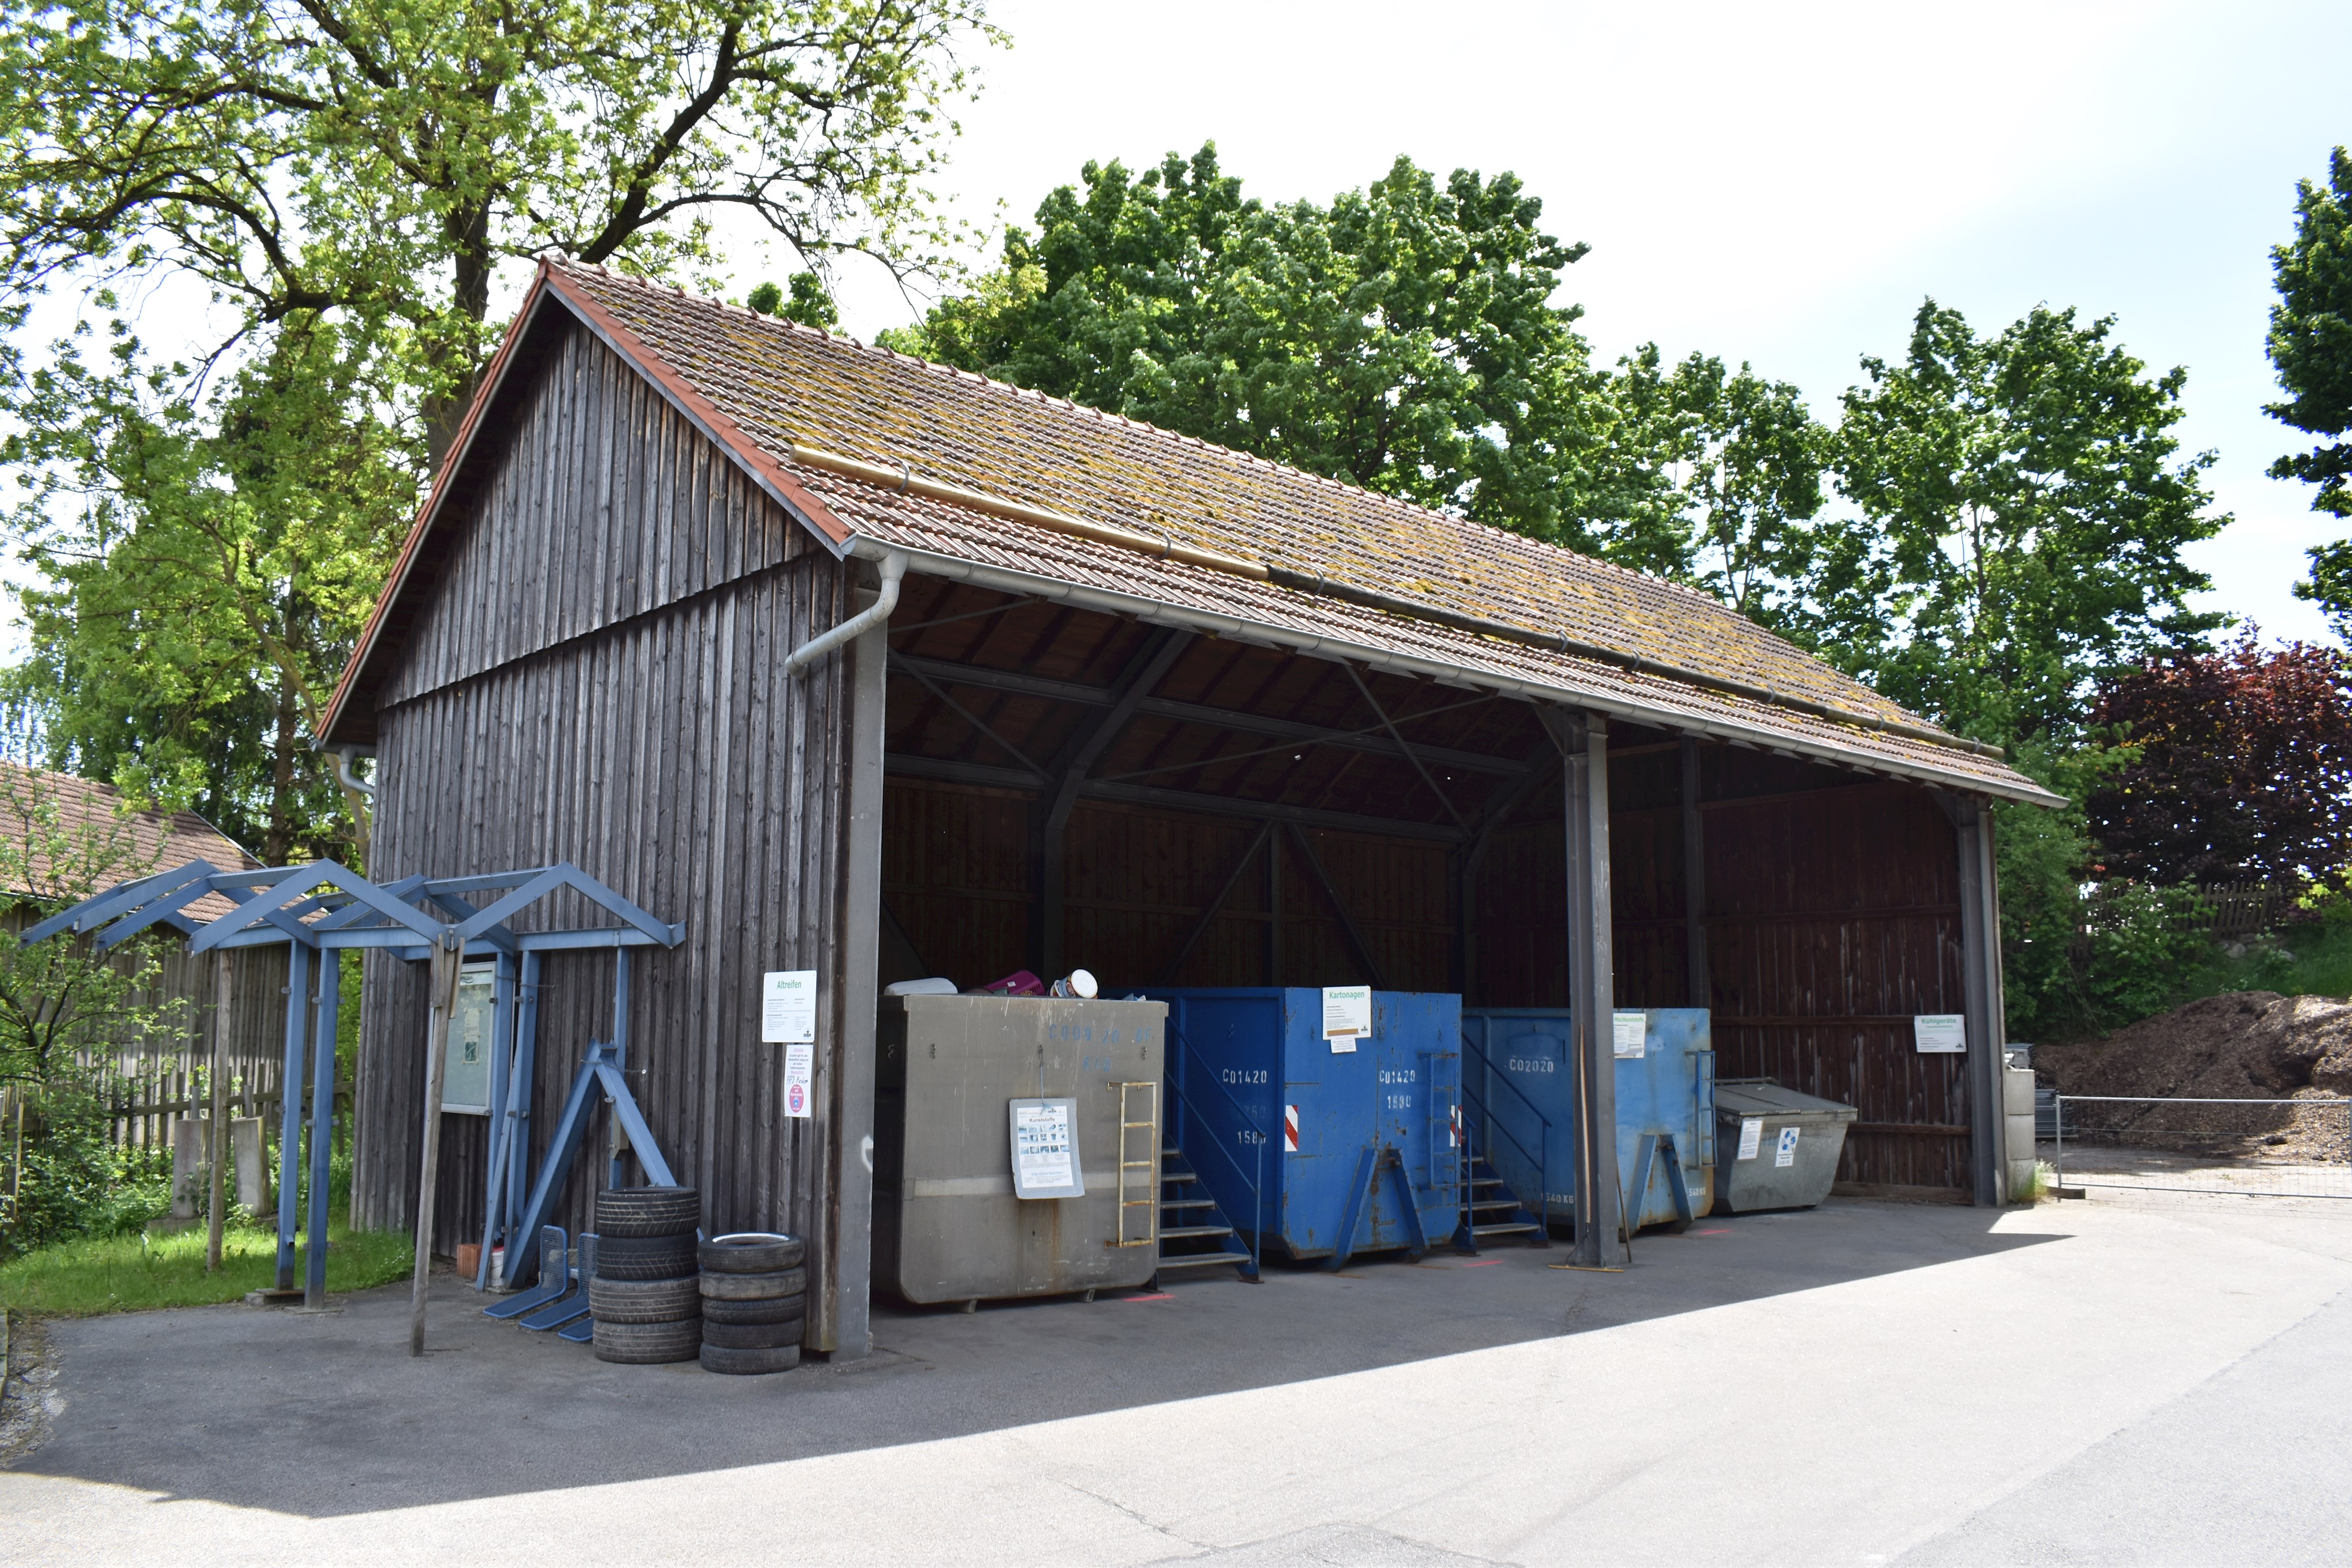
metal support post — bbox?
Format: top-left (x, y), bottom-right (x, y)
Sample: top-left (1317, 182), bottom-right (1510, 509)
top-left (827, 598), bottom-right (888, 1360)
top-left (274, 941), bottom-right (312, 1291)
top-left (605, 948), bottom-right (632, 1190)
top-left (1951, 796), bottom-right (2006, 1206)
top-left (305, 951), bottom-right (339, 1307)
top-left (207, 951), bottom-right (231, 1273)
top-left (410, 937), bottom-right (464, 1356)
top-left (1680, 737), bottom-right (1709, 1009)
top-left (1552, 708), bottom-right (1623, 1268)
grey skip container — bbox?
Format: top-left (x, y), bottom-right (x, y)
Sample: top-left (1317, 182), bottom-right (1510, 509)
top-left (1712, 1079), bottom-right (1856, 1213)
top-left (874, 993), bottom-right (1167, 1304)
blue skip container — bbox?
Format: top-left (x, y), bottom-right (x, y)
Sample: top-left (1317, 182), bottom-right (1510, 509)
top-left (1156, 989), bottom-right (1464, 1266)
top-left (1460, 1008), bottom-right (1716, 1235)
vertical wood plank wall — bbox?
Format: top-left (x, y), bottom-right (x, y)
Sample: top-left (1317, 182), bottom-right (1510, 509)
top-left (1476, 748), bottom-right (1974, 1194)
top-left (351, 316), bottom-right (854, 1268)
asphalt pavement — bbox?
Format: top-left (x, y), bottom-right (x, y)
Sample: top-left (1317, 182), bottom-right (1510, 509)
top-left (4, 1193), bottom-right (2348, 1565)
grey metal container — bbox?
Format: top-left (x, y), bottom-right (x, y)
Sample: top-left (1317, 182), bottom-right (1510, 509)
top-left (874, 994), bottom-right (1168, 1304)
top-left (1711, 1079), bottom-right (1856, 1213)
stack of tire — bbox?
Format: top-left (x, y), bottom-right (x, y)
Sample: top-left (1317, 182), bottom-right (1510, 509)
top-left (698, 1231), bottom-right (804, 1375)
top-left (587, 1186), bottom-right (702, 1365)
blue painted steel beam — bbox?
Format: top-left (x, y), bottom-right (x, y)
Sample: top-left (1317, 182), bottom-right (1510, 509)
top-left (483, 1227), bottom-right (570, 1319)
top-left (87, 869), bottom-right (241, 950)
top-left (304, 951), bottom-right (341, 1307)
top-left (502, 1054), bottom-right (611, 1289)
top-left (19, 861), bottom-right (212, 944)
top-left (473, 951), bottom-right (518, 1291)
top-left (274, 943), bottom-right (311, 1292)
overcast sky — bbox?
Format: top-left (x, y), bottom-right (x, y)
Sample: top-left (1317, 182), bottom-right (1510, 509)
top-left (802, 0), bottom-right (2350, 646)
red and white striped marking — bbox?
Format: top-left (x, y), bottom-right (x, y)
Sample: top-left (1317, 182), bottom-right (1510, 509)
top-left (1283, 1104), bottom-right (1300, 1153)
top-left (1449, 1104), bottom-right (1462, 1149)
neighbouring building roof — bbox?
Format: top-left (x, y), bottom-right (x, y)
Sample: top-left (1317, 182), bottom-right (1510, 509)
top-left (322, 259), bottom-right (2058, 804)
top-left (0, 762), bottom-right (259, 922)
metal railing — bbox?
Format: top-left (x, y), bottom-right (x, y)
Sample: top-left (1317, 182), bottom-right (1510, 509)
top-left (1163, 1022), bottom-right (1265, 1280)
top-left (1458, 1031), bottom-right (1553, 1237)
top-left (2053, 1094), bottom-right (2351, 1201)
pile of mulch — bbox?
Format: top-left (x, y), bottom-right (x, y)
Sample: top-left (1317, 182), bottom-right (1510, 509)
top-left (2035, 992), bottom-right (2352, 1163)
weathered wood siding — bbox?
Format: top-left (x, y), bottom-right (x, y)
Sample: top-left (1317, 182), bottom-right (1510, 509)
top-left (351, 315), bottom-right (855, 1285)
top-left (1475, 747), bottom-right (1975, 1194)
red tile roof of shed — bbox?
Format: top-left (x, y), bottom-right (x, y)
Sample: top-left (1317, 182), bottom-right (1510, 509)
top-left (0, 762), bottom-right (260, 922)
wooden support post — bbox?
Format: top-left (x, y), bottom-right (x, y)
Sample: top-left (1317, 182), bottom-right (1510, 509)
top-left (206, 951), bottom-right (231, 1273)
top-left (1949, 796), bottom-right (2006, 1206)
top-left (409, 938), bottom-right (463, 1356)
top-left (274, 942), bottom-right (312, 1292)
top-left (1548, 708), bottom-right (1622, 1268)
top-left (827, 601), bottom-right (889, 1361)
top-left (1680, 738), bottom-right (1709, 1010)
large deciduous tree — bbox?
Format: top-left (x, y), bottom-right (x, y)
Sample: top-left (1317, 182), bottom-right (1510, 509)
top-left (2084, 633), bottom-right (2352, 885)
top-left (1819, 300), bottom-right (2226, 746)
top-left (2267, 146), bottom-right (2352, 636)
top-left (882, 144), bottom-right (1617, 547)
top-left (0, 0), bottom-right (992, 857)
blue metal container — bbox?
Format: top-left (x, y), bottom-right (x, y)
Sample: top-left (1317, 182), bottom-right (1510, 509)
top-left (1155, 989), bottom-right (1464, 1265)
top-left (1460, 1008), bottom-right (1716, 1234)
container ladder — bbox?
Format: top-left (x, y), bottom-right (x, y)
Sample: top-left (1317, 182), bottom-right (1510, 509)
top-left (1113, 1082), bottom-right (1161, 1251)
top-left (1152, 1144), bottom-right (1255, 1281)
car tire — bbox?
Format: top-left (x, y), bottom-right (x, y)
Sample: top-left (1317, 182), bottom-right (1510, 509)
top-left (595, 1233), bottom-right (699, 1280)
top-left (698, 1232), bottom-right (805, 1272)
top-left (699, 1342), bottom-right (801, 1376)
top-left (588, 1275), bottom-right (701, 1323)
top-left (701, 1292), bottom-right (807, 1326)
top-left (701, 1317), bottom-right (805, 1350)
top-left (592, 1317), bottom-right (701, 1364)
top-left (594, 1187), bottom-right (701, 1238)
top-left (698, 1265), bottom-right (806, 1300)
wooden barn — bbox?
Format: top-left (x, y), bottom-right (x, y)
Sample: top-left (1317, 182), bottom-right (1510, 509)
top-left (318, 259), bottom-right (2059, 1360)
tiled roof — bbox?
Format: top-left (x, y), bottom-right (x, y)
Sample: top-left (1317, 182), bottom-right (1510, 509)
top-left (326, 259), bottom-right (2055, 802)
top-left (0, 762), bottom-right (260, 921)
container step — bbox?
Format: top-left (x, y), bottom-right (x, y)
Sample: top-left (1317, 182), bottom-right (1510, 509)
top-left (1470, 1198), bottom-right (1521, 1213)
top-left (1154, 1250), bottom-right (1252, 1272)
top-left (1471, 1221), bottom-right (1542, 1238)
top-left (1159, 1224), bottom-right (1236, 1242)
top-left (1160, 1195), bottom-right (1220, 1210)
top-left (1159, 1170), bottom-right (1200, 1185)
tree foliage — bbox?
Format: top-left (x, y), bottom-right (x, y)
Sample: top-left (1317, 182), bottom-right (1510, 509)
top-left (2084, 632), bottom-right (2352, 884)
top-left (0, 0), bottom-right (991, 853)
top-left (882, 144), bottom-right (1616, 544)
top-left (2266, 146), bottom-right (2352, 634)
top-left (1819, 300), bottom-right (2226, 745)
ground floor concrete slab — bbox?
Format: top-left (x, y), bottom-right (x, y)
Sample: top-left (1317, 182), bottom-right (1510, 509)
top-left (5, 1194), bottom-right (2349, 1565)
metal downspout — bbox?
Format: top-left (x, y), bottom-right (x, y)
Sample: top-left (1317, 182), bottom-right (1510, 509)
top-left (786, 547), bottom-right (907, 675)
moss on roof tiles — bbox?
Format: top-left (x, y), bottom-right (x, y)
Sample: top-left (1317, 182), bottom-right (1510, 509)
top-left (557, 261), bottom-right (1948, 743)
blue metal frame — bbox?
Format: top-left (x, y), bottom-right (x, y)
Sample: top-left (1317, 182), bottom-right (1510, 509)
top-left (500, 1038), bottom-right (680, 1290)
top-left (17, 858), bottom-right (685, 1311)
top-left (483, 1227), bottom-right (571, 1319)
top-left (1163, 1024), bottom-right (1264, 1281)
top-left (1458, 1029), bottom-right (1553, 1249)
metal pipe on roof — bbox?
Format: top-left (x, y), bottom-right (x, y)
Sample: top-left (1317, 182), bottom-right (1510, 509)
top-left (333, 746), bottom-right (377, 802)
top-left (790, 443), bottom-right (2001, 762)
top-left (784, 549), bottom-right (908, 675)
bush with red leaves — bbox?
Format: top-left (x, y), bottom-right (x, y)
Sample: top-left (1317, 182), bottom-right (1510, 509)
top-left (2087, 633), bottom-right (2352, 884)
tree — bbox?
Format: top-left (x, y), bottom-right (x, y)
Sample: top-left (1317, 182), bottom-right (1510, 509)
top-left (1820, 300), bottom-right (2227, 746)
top-left (1587, 346), bottom-right (1829, 628)
top-left (0, 0), bottom-right (992, 851)
top-left (2267, 146), bottom-right (2352, 636)
top-left (882, 145), bottom-right (1618, 546)
top-left (2084, 632), bottom-right (2352, 885)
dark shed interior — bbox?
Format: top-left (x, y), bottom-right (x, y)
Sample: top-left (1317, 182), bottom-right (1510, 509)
top-left (876, 575), bottom-right (1976, 1197)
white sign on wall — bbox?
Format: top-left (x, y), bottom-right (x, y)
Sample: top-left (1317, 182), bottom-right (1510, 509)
top-left (764, 970), bottom-right (817, 1044)
top-left (1913, 1014), bottom-right (1967, 1055)
top-left (1612, 1011), bottom-right (1649, 1059)
top-left (1322, 985), bottom-right (1371, 1052)
top-left (1736, 1117), bottom-right (1763, 1162)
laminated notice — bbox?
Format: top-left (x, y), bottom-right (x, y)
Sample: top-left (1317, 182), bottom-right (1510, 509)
top-left (782, 1042), bottom-right (814, 1119)
top-left (1736, 1117), bottom-right (1763, 1161)
top-left (763, 970), bottom-right (817, 1044)
top-left (1008, 1098), bottom-right (1084, 1199)
top-left (1322, 985), bottom-right (1371, 1051)
top-left (1612, 1011), bottom-right (1647, 1059)
top-left (1913, 1013), bottom-right (1966, 1055)
top-left (1774, 1126), bottom-right (1801, 1168)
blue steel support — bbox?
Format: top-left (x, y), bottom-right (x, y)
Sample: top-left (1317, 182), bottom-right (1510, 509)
top-left (483, 1227), bottom-right (570, 1319)
top-left (592, 1060), bottom-right (676, 1187)
top-left (274, 942), bottom-right (312, 1292)
top-left (1329, 1148), bottom-right (1380, 1272)
top-left (504, 1051), bottom-right (609, 1289)
top-left (606, 949), bottom-right (630, 1188)
top-left (472, 951), bottom-right (518, 1290)
top-left (519, 1232), bottom-right (595, 1331)
top-left (1624, 1133), bottom-right (1696, 1238)
top-left (304, 951), bottom-right (341, 1307)
top-left (508, 950), bottom-right (541, 1242)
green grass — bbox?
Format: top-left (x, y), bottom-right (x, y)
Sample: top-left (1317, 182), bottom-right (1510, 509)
top-left (0, 1218), bottom-right (412, 1318)
top-left (2199, 921), bottom-right (2352, 1004)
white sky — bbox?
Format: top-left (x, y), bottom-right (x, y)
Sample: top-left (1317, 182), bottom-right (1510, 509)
top-left (5, 1), bottom-right (2343, 660)
top-left (803, 0), bottom-right (2352, 646)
